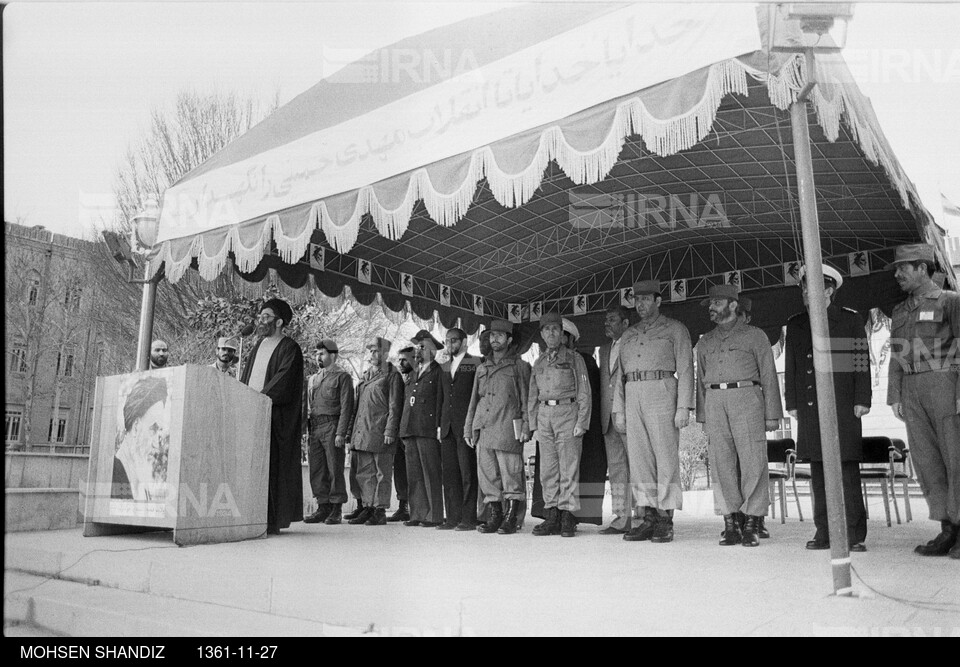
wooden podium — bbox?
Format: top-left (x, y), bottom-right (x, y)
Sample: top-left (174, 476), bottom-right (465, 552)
top-left (83, 365), bottom-right (272, 546)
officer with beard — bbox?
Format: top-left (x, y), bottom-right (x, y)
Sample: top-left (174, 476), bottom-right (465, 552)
top-left (150, 340), bottom-right (169, 369)
top-left (386, 346), bottom-right (416, 522)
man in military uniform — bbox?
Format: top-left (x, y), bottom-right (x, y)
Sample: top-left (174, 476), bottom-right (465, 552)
top-left (346, 337), bottom-right (405, 526)
top-left (529, 313), bottom-right (591, 537)
top-left (887, 243), bottom-right (960, 558)
top-left (439, 328), bottom-right (481, 531)
top-left (599, 306), bottom-right (632, 535)
top-left (387, 346), bottom-right (416, 522)
top-left (613, 280), bottom-right (694, 544)
top-left (465, 319), bottom-right (531, 534)
top-left (785, 266), bottom-right (871, 552)
top-left (210, 337), bottom-right (238, 375)
top-left (303, 339), bottom-right (355, 525)
top-left (399, 331), bottom-right (446, 528)
top-left (697, 285), bottom-right (783, 547)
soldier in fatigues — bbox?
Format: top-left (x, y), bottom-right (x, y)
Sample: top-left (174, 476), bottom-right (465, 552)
top-left (529, 313), bottom-right (591, 537)
top-left (785, 266), bottom-right (871, 552)
top-left (613, 280), bottom-right (694, 544)
top-left (303, 339), bottom-right (355, 525)
top-left (464, 319), bottom-right (531, 535)
top-left (345, 337), bottom-right (404, 526)
top-left (887, 243), bottom-right (960, 559)
top-left (387, 346), bottom-right (416, 522)
top-left (697, 285), bottom-right (782, 547)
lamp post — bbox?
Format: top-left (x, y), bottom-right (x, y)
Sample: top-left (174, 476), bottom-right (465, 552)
top-left (771, 2), bottom-right (855, 596)
top-left (130, 198), bottom-right (161, 372)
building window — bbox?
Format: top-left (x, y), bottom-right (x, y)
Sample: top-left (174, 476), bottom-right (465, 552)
top-left (26, 272), bottom-right (41, 305)
top-left (6, 407), bottom-right (24, 445)
top-left (10, 346), bottom-right (29, 375)
top-left (64, 286), bottom-right (82, 313)
top-left (56, 350), bottom-right (75, 377)
top-left (48, 411), bottom-right (69, 443)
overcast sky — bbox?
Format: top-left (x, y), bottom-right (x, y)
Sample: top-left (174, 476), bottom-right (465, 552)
top-left (4, 1), bottom-right (959, 240)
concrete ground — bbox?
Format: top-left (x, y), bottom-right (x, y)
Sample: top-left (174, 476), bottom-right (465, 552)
top-left (4, 490), bottom-right (958, 637)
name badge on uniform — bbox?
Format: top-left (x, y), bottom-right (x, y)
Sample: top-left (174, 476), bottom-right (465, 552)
top-left (409, 397), bottom-right (416, 406)
top-left (918, 310), bottom-right (936, 322)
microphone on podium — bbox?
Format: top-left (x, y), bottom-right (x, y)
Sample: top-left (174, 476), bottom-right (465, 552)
top-left (239, 323), bottom-right (256, 337)
top-left (237, 323), bottom-right (256, 380)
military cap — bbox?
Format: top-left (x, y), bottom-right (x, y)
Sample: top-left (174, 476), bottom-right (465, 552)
top-left (633, 280), bottom-right (661, 296)
top-left (539, 312), bottom-right (563, 329)
top-left (489, 319), bottom-right (514, 335)
top-left (700, 284), bottom-right (740, 306)
top-left (798, 264), bottom-right (844, 289)
top-left (561, 318), bottom-right (580, 341)
top-left (411, 329), bottom-right (444, 350)
top-left (317, 338), bottom-right (339, 353)
top-left (365, 336), bottom-right (392, 351)
top-left (217, 336), bottom-right (238, 351)
top-left (885, 243), bottom-right (935, 269)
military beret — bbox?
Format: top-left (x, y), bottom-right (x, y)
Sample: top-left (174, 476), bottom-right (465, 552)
top-left (317, 338), bottom-right (339, 353)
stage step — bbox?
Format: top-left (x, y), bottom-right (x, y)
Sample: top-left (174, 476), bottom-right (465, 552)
top-left (3, 571), bottom-right (366, 637)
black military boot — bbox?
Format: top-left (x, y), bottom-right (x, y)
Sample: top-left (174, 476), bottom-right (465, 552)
top-left (741, 515), bottom-right (760, 547)
top-left (560, 510), bottom-right (577, 538)
top-left (304, 503), bottom-right (331, 524)
top-left (323, 504), bottom-right (343, 525)
top-left (478, 502), bottom-right (505, 534)
top-left (950, 526), bottom-right (960, 560)
top-left (348, 506), bottom-right (375, 525)
top-left (365, 507), bottom-right (387, 526)
top-left (757, 515), bottom-right (770, 539)
top-left (719, 514), bottom-right (742, 546)
top-left (532, 507), bottom-right (561, 536)
top-left (497, 500), bottom-right (520, 535)
top-left (650, 510), bottom-right (674, 543)
top-left (623, 507), bottom-right (658, 542)
top-left (343, 499), bottom-right (365, 522)
top-left (915, 520), bottom-right (959, 556)
top-left (387, 501), bottom-right (409, 523)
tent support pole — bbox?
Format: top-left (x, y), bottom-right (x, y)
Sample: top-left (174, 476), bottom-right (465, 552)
top-left (790, 98), bottom-right (853, 597)
top-left (134, 263), bottom-right (160, 372)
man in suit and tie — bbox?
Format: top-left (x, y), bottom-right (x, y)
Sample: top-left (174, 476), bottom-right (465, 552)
top-left (599, 305), bottom-right (633, 535)
top-left (439, 328), bottom-right (481, 530)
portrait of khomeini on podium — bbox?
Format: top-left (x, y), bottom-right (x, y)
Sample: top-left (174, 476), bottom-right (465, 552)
top-left (111, 374), bottom-right (171, 503)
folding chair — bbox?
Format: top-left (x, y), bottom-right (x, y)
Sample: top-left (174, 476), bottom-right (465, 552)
top-left (860, 436), bottom-right (912, 526)
top-left (768, 438), bottom-right (804, 523)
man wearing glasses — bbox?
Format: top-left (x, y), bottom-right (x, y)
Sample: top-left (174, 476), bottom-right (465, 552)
top-left (240, 299), bottom-right (305, 535)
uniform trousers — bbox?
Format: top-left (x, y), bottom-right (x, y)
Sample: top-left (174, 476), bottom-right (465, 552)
top-left (902, 371), bottom-right (960, 523)
top-left (603, 426), bottom-right (632, 529)
top-left (393, 441), bottom-right (408, 502)
top-left (624, 378), bottom-right (682, 510)
top-left (536, 403), bottom-right (583, 512)
top-left (477, 444), bottom-right (525, 503)
top-left (811, 461), bottom-right (867, 544)
top-left (308, 416), bottom-right (347, 505)
top-left (441, 434), bottom-right (479, 526)
top-left (403, 436), bottom-right (443, 524)
top-left (354, 445), bottom-right (397, 509)
top-left (704, 386), bottom-right (769, 517)
top-left (348, 450), bottom-right (361, 504)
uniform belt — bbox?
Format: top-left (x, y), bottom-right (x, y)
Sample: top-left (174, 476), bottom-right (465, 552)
top-left (624, 370), bottom-right (674, 382)
top-left (904, 359), bottom-right (960, 375)
top-left (707, 381), bottom-right (760, 390)
top-left (312, 413), bottom-right (340, 422)
top-left (539, 398), bottom-right (577, 406)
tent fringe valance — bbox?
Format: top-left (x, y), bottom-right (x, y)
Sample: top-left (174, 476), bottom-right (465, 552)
top-left (147, 52), bottom-right (905, 285)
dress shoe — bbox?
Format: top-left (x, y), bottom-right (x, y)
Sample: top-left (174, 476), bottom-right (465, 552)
top-left (348, 506), bottom-right (374, 525)
top-left (387, 501), bottom-right (410, 523)
top-left (436, 522), bottom-right (457, 530)
top-left (560, 510), bottom-right (577, 538)
top-left (599, 526), bottom-right (626, 535)
top-left (650, 511), bottom-right (674, 544)
top-left (403, 519), bottom-right (422, 527)
top-left (532, 507), bottom-right (561, 536)
top-left (719, 514), bottom-right (742, 546)
top-left (498, 500), bottom-right (520, 535)
top-left (455, 522), bottom-right (477, 532)
top-left (914, 520), bottom-right (959, 557)
top-left (323, 504), bottom-right (343, 525)
top-left (479, 503), bottom-right (505, 534)
top-left (741, 515), bottom-right (760, 547)
top-left (365, 508), bottom-right (387, 526)
top-left (806, 538), bottom-right (830, 550)
top-left (420, 521), bottom-right (441, 528)
top-left (757, 516), bottom-right (770, 539)
top-left (849, 543), bottom-right (867, 553)
top-left (343, 501), bottom-right (365, 522)
top-left (303, 503), bottom-right (331, 524)
top-left (623, 507), bottom-right (658, 542)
